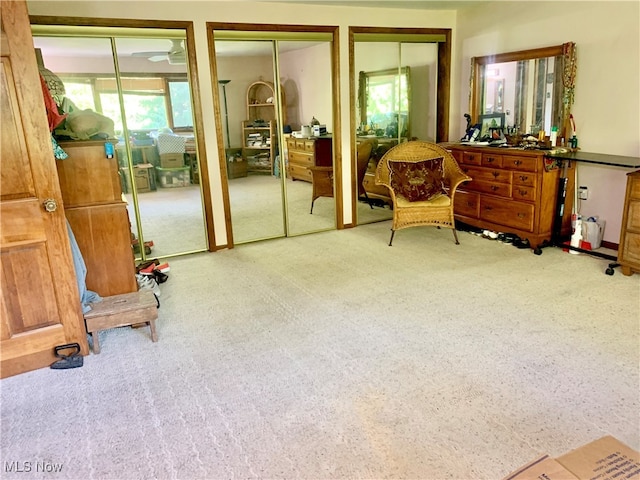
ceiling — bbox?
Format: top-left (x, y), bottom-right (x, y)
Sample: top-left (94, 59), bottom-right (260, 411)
top-left (33, 1), bottom-right (481, 61)
top-left (256, 0), bottom-right (481, 9)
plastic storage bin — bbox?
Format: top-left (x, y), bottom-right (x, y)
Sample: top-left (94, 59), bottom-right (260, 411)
top-left (156, 166), bottom-right (190, 188)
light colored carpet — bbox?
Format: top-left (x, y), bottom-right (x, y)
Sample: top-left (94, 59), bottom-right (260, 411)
top-left (1, 222), bottom-right (638, 479)
top-left (126, 176), bottom-right (392, 257)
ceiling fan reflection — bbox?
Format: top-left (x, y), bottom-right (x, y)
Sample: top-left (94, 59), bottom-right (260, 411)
top-left (132, 39), bottom-right (186, 65)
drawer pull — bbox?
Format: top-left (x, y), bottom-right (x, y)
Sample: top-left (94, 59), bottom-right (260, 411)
top-left (492, 172), bottom-right (500, 178)
top-left (491, 185), bottom-right (499, 191)
top-left (519, 175), bottom-right (528, 181)
top-left (517, 213), bottom-right (526, 218)
top-left (514, 160), bottom-right (522, 166)
top-left (518, 189), bottom-right (528, 197)
top-left (485, 205), bottom-right (493, 211)
top-left (486, 157), bottom-right (495, 163)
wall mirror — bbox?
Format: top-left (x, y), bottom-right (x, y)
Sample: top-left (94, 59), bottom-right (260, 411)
top-left (470, 42), bottom-right (576, 139)
top-left (357, 67), bottom-right (411, 139)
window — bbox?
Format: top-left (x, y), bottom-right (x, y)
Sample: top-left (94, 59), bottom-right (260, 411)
top-left (59, 75), bottom-right (192, 134)
top-left (168, 80), bottom-right (193, 129)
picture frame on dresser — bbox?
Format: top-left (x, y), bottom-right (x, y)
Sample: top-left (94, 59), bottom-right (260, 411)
top-left (478, 113), bottom-right (505, 140)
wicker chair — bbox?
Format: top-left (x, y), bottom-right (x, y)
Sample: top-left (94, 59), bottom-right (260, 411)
top-left (375, 140), bottom-right (472, 246)
top-left (309, 139), bottom-right (376, 214)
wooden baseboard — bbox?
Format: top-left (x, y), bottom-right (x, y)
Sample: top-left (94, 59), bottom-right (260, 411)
top-left (602, 240), bottom-right (618, 251)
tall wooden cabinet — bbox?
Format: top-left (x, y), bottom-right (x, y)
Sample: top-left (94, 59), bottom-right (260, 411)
top-left (56, 141), bottom-right (137, 296)
top-left (617, 170), bottom-right (640, 276)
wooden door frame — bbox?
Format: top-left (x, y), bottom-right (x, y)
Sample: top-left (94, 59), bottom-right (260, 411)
top-left (29, 15), bottom-right (217, 252)
top-left (207, 23), bottom-right (341, 248)
top-left (348, 26), bottom-right (452, 227)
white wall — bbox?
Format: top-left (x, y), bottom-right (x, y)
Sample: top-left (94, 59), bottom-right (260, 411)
top-left (455, 1), bottom-right (640, 244)
top-left (280, 43), bottom-right (333, 132)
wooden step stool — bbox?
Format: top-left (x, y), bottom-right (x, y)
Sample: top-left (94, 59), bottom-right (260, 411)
top-left (84, 291), bottom-right (158, 353)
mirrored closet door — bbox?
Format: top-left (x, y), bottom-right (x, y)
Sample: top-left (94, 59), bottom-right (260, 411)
top-left (351, 29), bottom-right (450, 226)
top-left (211, 27), bottom-right (337, 245)
top-left (32, 28), bottom-right (207, 261)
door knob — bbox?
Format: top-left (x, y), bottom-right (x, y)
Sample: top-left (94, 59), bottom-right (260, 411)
top-left (43, 198), bottom-right (58, 212)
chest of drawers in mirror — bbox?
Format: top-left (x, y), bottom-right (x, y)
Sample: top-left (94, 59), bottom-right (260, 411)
top-left (445, 144), bottom-right (575, 249)
top-left (286, 136), bottom-right (332, 182)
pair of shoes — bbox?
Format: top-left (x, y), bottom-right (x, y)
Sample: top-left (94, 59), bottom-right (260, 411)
top-left (153, 270), bottom-right (168, 284)
top-left (513, 237), bottom-right (531, 249)
top-left (136, 274), bottom-right (161, 296)
top-left (502, 233), bottom-right (517, 245)
top-left (137, 260), bottom-right (159, 275)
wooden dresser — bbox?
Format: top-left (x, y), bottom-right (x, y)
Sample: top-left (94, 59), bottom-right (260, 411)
top-left (445, 144), bottom-right (575, 249)
top-left (359, 137), bottom-right (398, 204)
top-left (617, 170), bottom-right (640, 276)
top-left (56, 141), bottom-right (137, 296)
top-left (286, 136), bottom-right (332, 182)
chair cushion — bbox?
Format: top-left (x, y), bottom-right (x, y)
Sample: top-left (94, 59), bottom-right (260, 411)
top-left (389, 158), bottom-right (446, 202)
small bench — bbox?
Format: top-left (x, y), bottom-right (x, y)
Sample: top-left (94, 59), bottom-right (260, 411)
top-left (84, 291), bottom-right (158, 353)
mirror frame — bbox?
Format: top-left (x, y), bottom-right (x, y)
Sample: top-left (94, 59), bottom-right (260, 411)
top-left (470, 42), bottom-right (576, 139)
top-left (358, 66), bottom-right (411, 139)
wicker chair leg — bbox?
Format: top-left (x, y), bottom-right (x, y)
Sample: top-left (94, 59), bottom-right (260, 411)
top-left (452, 228), bottom-right (460, 245)
top-left (389, 229), bottom-right (395, 246)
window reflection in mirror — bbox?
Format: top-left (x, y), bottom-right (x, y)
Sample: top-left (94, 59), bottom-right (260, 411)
top-left (471, 43), bottom-right (576, 140)
top-left (357, 67), bottom-right (411, 139)
top-left (479, 56), bottom-right (562, 136)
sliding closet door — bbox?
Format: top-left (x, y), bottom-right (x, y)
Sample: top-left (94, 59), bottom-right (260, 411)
top-left (278, 40), bottom-right (335, 236)
top-left (212, 30), bottom-right (337, 244)
top-left (214, 39), bottom-right (285, 243)
top-left (354, 39), bottom-right (441, 225)
top-left (113, 36), bottom-right (207, 258)
top-left (33, 32), bottom-right (208, 260)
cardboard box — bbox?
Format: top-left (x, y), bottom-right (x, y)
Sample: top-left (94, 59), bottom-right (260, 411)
top-left (227, 159), bottom-right (247, 179)
top-left (120, 164), bottom-right (156, 193)
top-left (503, 436), bottom-right (640, 480)
top-left (556, 436), bottom-right (639, 480)
top-left (160, 153), bottom-right (184, 168)
top-left (503, 455), bottom-right (578, 480)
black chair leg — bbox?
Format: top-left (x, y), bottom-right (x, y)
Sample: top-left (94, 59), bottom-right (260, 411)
top-left (364, 191), bottom-right (374, 209)
top-left (310, 200), bottom-right (315, 214)
top-left (388, 229), bottom-right (395, 246)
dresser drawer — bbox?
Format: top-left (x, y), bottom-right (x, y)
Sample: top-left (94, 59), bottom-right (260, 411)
top-left (363, 172), bottom-right (390, 198)
top-left (454, 190), bottom-right (479, 218)
top-left (630, 177), bottom-right (640, 200)
top-left (627, 199), bottom-right (640, 230)
top-left (289, 151), bottom-right (314, 167)
top-left (620, 231), bottom-right (640, 265)
top-left (286, 138), bottom-right (297, 150)
top-left (480, 197), bottom-right (534, 231)
top-left (289, 163), bottom-right (312, 181)
top-left (462, 166), bottom-right (512, 184)
top-left (462, 151), bottom-right (482, 165)
top-left (513, 185), bottom-right (537, 202)
top-left (503, 155), bottom-right (537, 172)
top-left (513, 171), bottom-right (537, 187)
top-left (472, 180), bottom-right (512, 198)
top-left (482, 153), bottom-right (503, 168)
